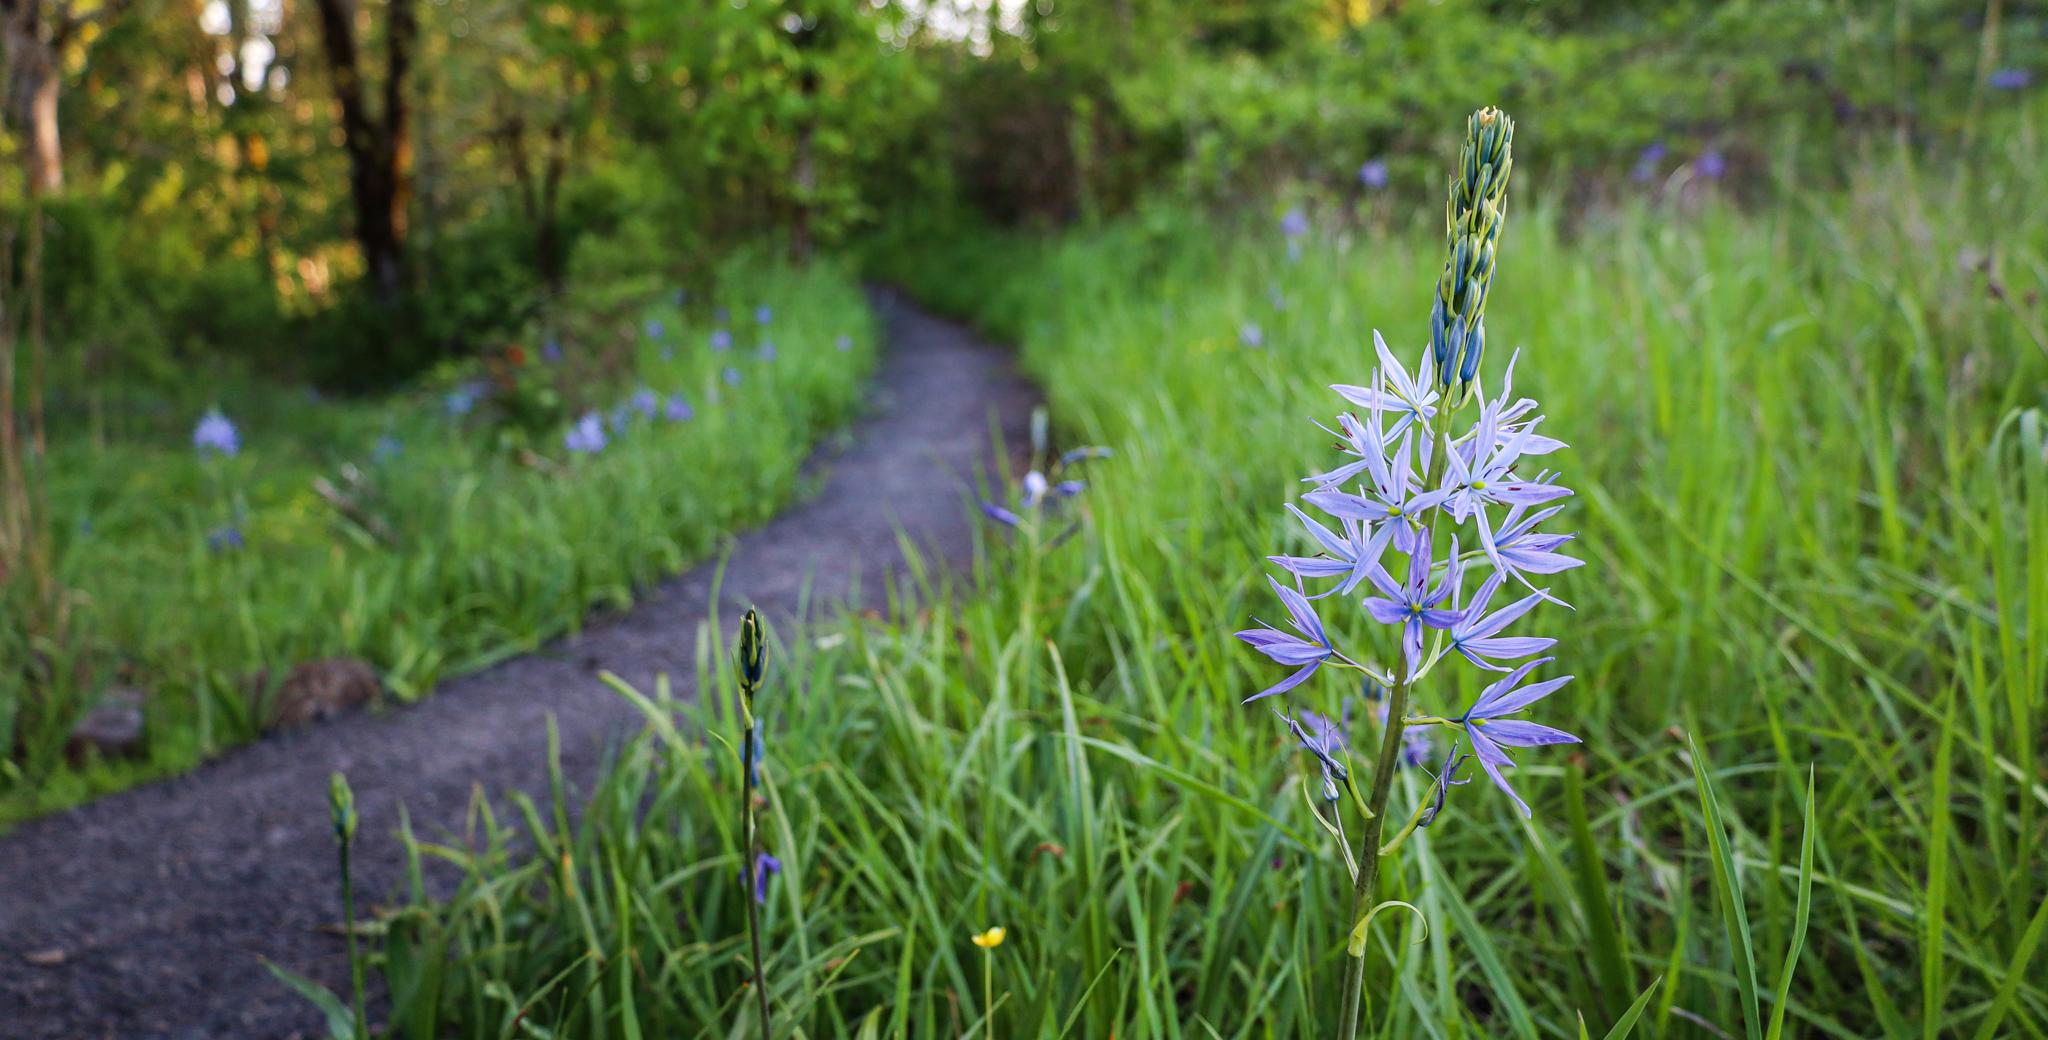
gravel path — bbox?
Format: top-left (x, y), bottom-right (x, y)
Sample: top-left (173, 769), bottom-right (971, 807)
top-left (0, 292), bottom-right (1037, 1039)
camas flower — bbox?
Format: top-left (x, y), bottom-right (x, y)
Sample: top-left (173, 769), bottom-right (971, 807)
top-left (1362, 537), bottom-right (1462, 675)
top-left (1447, 572), bottom-right (1553, 670)
top-left (758, 340), bottom-right (777, 362)
top-left (1240, 322), bottom-right (1265, 349)
top-left (1989, 68), bottom-right (2032, 91)
top-left (206, 525), bottom-right (245, 552)
top-left (837, 334), bottom-right (853, 352)
top-left (664, 394), bottom-right (693, 422)
top-left (1277, 707), bottom-right (1349, 801)
top-left (754, 306), bottom-right (773, 326)
top-left (631, 388), bottom-right (660, 418)
top-left (1236, 577), bottom-right (1336, 702)
top-left (645, 319), bottom-right (665, 340)
top-left (752, 851), bottom-right (781, 904)
top-left (542, 337), bottom-right (563, 363)
top-left (1359, 159), bottom-right (1389, 191)
top-left (1266, 504), bottom-right (1389, 597)
top-left (724, 366), bottom-right (742, 387)
top-left (1455, 658), bottom-right (1579, 817)
top-left (711, 329), bottom-right (733, 352)
top-left (193, 409), bottom-right (240, 458)
top-left (1332, 332), bottom-right (1439, 440)
top-left (564, 413), bottom-right (607, 454)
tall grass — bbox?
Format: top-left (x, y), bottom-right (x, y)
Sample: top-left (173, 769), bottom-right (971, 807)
top-left (363, 130), bottom-right (2044, 1036)
top-left (1, 255), bottom-right (877, 821)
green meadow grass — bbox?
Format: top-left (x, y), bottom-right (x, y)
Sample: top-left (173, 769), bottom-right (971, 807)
top-left (360, 136), bottom-right (2044, 1037)
top-left (1, 255), bottom-right (877, 821)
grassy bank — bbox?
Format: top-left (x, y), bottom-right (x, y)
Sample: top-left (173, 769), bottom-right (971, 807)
top-left (352, 133), bottom-right (2044, 1036)
top-left (2, 255), bottom-right (877, 821)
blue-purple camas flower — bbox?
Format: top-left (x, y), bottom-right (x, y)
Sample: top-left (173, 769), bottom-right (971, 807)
top-left (1359, 159), bottom-right (1389, 191)
top-left (664, 394), bottom-right (693, 422)
top-left (193, 409), bottom-right (240, 458)
top-left (752, 851), bottom-right (781, 904)
top-left (1238, 332), bottom-right (1582, 817)
top-left (542, 337), bottom-right (563, 363)
top-left (836, 334), bottom-right (853, 352)
top-left (631, 388), bottom-right (660, 419)
top-left (1695, 148), bottom-right (1727, 180)
top-left (1240, 322), bottom-right (1265, 349)
top-left (723, 366), bottom-right (742, 387)
top-left (564, 413), bottom-right (607, 454)
top-left (758, 340), bottom-right (777, 362)
top-left (206, 525), bottom-right (245, 553)
top-left (754, 306), bottom-right (773, 326)
top-left (1988, 68), bottom-right (2032, 91)
top-left (978, 443), bottom-right (1104, 539)
top-left (645, 319), bottom-right (666, 340)
top-left (711, 329), bottom-right (733, 352)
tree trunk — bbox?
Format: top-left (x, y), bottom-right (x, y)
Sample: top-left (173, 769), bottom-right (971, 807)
top-left (312, 0), bottom-right (415, 306)
top-left (3, 0), bottom-right (62, 193)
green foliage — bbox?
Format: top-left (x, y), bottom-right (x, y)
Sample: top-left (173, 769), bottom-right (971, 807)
top-left (376, 129), bottom-right (2046, 1034)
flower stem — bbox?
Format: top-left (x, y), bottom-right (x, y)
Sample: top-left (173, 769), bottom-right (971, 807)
top-left (339, 838), bottom-right (367, 1040)
top-left (1336, 667), bottom-right (1410, 1037)
top-left (742, 716), bottom-right (772, 1038)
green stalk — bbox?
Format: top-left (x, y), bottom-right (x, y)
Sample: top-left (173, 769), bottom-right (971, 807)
top-left (742, 714), bottom-right (771, 1037)
top-left (328, 773), bottom-right (367, 1040)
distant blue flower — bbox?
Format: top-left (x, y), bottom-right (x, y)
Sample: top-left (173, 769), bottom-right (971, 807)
top-left (445, 383), bottom-right (483, 417)
top-left (659, 347), bottom-right (674, 362)
top-left (715, 307), bottom-right (731, 323)
top-left (754, 306), bottom-right (773, 326)
top-left (836, 334), bottom-right (853, 352)
top-left (373, 435), bottom-right (402, 463)
top-left (758, 340), bottom-right (777, 362)
top-left (631, 388), bottom-right (659, 419)
top-left (1989, 68), bottom-right (2032, 90)
top-left (564, 413), bottom-right (607, 454)
top-left (193, 409), bottom-right (239, 458)
top-left (672, 288), bottom-right (687, 306)
top-left (723, 366), bottom-right (741, 387)
top-left (1631, 141), bottom-right (1666, 183)
top-left (1268, 284), bottom-right (1288, 311)
top-left (752, 851), bottom-right (781, 904)
top-left (1235, 576), bottom-right (1336, 702)
top-left (1695, 148), bottom-right (1727, 180)
top-left (1362, 537), bottom-right (1464, 675)
top-left (1021, 470), bottom-right (1049, 507)
top-left (1280, 209), bottom-right (1309, 237)
top-left (609, 406), bottom-right (633, 434)
top-left (979, 499), bottom-right (1022, 527)
top-left (541, 337), bottom-right (562, 363)
top-left (664, 393), bottom-right (693, 422)
top-left (206, 525), bottom-right (244, 553)
top-left (1059, 446), bottom-right (1112, 466)
top-left (1456, 657), bottom-right (1579, 817)
top-left (711, 329), bottom-right (733, 352)
top-left (645, 319), bottom-right (666, 340)
top-left (1240, 322), bottom-right (1264, 349)
top-left (1359, 159), bottom-right (1389, 190)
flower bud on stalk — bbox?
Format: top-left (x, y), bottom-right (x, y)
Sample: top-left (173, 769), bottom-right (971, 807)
top-left (1430, 107), bottom-right (1514, 406)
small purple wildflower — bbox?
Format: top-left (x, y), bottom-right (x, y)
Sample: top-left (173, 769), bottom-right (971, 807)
top-left (754, 306), bottom-right (773, 326)
top-left (1359, 159), bottom-right (1389, 190)
top-left (752, 851), bottom-right (781, 904)
top-left (445, 383), bottom-right (483, 417)
top-left (1447, 572), bottom-right (1554, 671)
top-left (193, 409), bottom-right (240, 458)
top-left (1280, 209), bottom-right (1309, 238)
top-left (609, 406), bottom-right (633, 435)
top-left (564, 413), bottom-right (607, 454)
top-left (645, 318), bottom-right (666, 340)
top-left (541, 337), bottom-right (563, 363)
top-left (836, 334), bottom-right (853, 352)
top-left (1455, 658), bottom-right (1579, 817)
top-left (206, 525), bottom-right (245, 553)
top-left (711, 329), bottom-right (733, 352)
top-left (1240, 322), bottom-right (1265, 349)
top-left (631, 388), bottom-right (659, 419)
top-left (1989, 68), bottom-right (2032, 90)
top-left (373, 434), bottom-right (402, 463)
top-left (758, 340), bottom-right (777, 362)
top-left (723, 366), bottom-right (742, 387)
top-left (1631, 140), bottom-right (1666, 183)
top-left (663, 393), bottom-right (693, 422)
top-left (1695, 148), bottom-right (1727, 180)
top-left (979, 500), bottom-right (1022, 527)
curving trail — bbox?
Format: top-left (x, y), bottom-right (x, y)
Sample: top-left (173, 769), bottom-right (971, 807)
top-left (0, 292), bottom-right (1037, 1039)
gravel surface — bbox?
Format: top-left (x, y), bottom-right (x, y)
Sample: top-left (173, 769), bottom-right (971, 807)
top-left (0, 292), bottom-right (1038, 1039)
